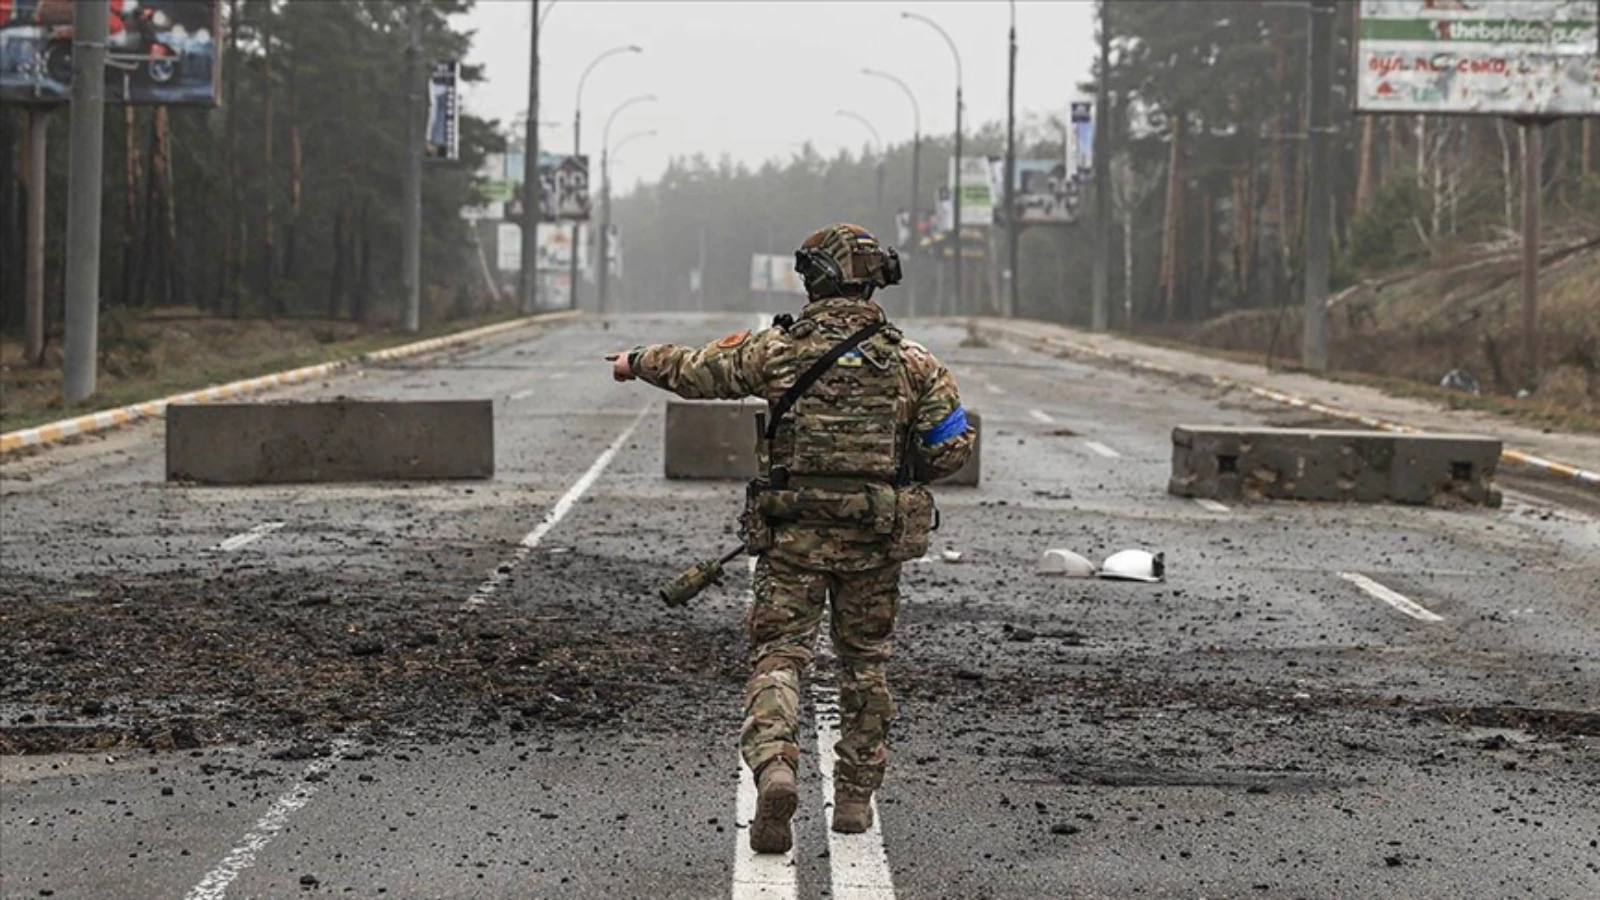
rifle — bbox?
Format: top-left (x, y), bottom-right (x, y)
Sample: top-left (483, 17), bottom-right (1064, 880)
top-left (658, 545), bottom-right (747, 607)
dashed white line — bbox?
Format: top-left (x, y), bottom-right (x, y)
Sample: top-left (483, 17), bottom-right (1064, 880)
top-left (215, 522), bottom-right (286, 552)
top-left (182, 740), bottom-right (354, 900)
top-left (1084, 440), bottom-right (1121, 459)
top-left (464, 404), bottom-right (651, 609)
top-left (814, 686), bottom-right (897, 900)
top-left (1027, 409), bottom-right (1055, 424)
top-left (1339, 572), bottom-right (1444, 623)
top-left (509, 388), bottom-right (535, 401)
top-left (1192, 498), bottom-right (1230, 513)
top-left (733, 557), bottom-right (800, 900)
top-left (982, 382), bottom-right (1007, 396)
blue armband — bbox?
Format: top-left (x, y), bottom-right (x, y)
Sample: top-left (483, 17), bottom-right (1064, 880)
top-left (922, 405), bottom-right (968, 447)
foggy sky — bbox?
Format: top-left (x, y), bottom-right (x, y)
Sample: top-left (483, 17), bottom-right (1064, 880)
top-left (455, 1), bottom-right (1099, 194)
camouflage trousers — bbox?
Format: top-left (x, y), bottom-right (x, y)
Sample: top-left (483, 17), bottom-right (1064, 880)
top-left (741, 553), bottom-right (902, 792)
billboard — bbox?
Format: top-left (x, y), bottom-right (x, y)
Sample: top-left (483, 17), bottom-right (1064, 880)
top-left (541, 153), bottom-right (590, 221)
top-left (426, 60), bottom-right (459, 162)
top-left (948, 156), bottom-right (994, 227)
top-left (535, 222), bottom-right (589, 272)
top-left (749, 253), bottom-right (805, 295)
top-left (0, 0), bottom-right (220, 106)
top-left (991, 158), bottom-right (1079, 224)
top-left (1354, 0), bottom-right (1599, 116)
top-left (1069, 100), bottom-right (1094, 182)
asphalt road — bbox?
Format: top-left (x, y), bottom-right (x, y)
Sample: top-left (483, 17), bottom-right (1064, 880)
top-left (2, 313), bottom-right (1597, 900)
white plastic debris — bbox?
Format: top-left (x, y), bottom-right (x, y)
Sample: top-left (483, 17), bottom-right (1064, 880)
top-left (1038, 549), bottom-right (1098, 578)
top-left (1098, 549), bottom-right (1165, 583)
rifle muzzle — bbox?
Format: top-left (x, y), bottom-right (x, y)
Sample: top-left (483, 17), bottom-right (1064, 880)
top-left (658, 560), bottom-right (724, 608)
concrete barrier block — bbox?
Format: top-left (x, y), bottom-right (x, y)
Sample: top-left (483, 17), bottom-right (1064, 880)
top-left (663, 400), bottom-right (982, 486)
top-left (167, 399), bottom-right (494, 484)
top-left (1168, 426), bottom-right (1501, 507)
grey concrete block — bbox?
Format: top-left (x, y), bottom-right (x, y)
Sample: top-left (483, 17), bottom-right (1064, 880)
top-left (663, 399), bottom-right (982, 486)
top-left (167, 399), bottom-right (494, 484)
top-left (1168, 425), bottom-right (1501, 507)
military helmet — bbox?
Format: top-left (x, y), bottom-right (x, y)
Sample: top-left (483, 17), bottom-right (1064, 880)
top-left (795, 223), bottom-right (902, 300)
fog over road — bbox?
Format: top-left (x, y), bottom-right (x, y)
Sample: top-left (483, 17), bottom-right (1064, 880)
top-left (3, 314), bottom-right (1597, 899)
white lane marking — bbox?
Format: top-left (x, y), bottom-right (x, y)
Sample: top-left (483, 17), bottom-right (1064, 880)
top-left (215, 522), bottom-right (286, 552)
top-left (815, 686), bottom-right (897, 900)
top-left (182, 740), bottom-right (353, 900)
top-left (733, 556), bottom-right (800, 899)
top-left (1338, 572), bottom-right (1444, 623)
top-left (1084, 440), bottom-right (1121, 459)
top-left (464, 404), bottom-right (651, 609)
top-left (1193, 498), bottom-right (1230, 513)
top-left (982, 382), bottom-right (1006, 396)
top-left (509, 388), bottom-right (535, 401)
top-left (1028, 409), bottom-right (1055, 425)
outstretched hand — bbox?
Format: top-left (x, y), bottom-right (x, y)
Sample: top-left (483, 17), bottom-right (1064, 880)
top-left (604, 351), bottom-right (636, 382)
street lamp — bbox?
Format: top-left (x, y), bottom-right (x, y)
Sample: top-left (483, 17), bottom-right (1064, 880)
top-left (521, 0), bottom-right (561, 313)
top-left (599, 96), bottom-right (658, 317)
top-left (862, 66), bottom-right (922, 316)
top-left (602, 130), bottom-right (654, 313)
top-left (570, 43), bottom-right (643, 311)
top-left (902, 11), bottom-right (963, 316)
top-left (835, 109), bottom-right (886, 245)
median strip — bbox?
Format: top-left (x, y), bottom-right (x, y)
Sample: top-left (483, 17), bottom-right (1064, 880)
top-left (0, 310), bottom-right (579, 458)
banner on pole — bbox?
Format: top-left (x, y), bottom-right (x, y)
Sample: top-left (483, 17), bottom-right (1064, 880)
top-left (1353, 0), bottom-right (1598, 116)
top-left (426, 60), bottom-right (460, 162)
top-left (541, 154), bottom-right (591, 221)
top-left (948, 156), bottom-right (994, 227)
top-left (536, 222), bottom-right (589, 272)
top-left (496, 222), bottom-right (521, 271)
top-left (0, 0), bottom-right (221, 106)
top-left (991, 158), bottom-right (1078, 225)
top-left (1069, 100), bottom-right (1094, 183)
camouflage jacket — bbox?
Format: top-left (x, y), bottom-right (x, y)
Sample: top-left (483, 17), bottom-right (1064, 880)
top-left (633, 299), bottom-right (974, 570)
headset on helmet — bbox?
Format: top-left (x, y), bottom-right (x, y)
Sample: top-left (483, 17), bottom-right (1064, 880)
top-left (794, 224), bottom-right (903, 301)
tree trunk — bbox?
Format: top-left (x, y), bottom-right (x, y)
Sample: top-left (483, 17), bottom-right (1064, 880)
top-left (1584, 119), bottom-right (1593, 178)
top-left (330, 206), bottom-right (346, 319)
top-left (262, 0), bottom-right (277, 310)
top-left (1161, 115), bottom-right (1185, 323)
top-left (286, 96), bottom-right (302, 280)
top-left (1354, 116), bottom-right (1374, 218)
top-left (226, 0), bottom-right (241, 316)
top-left (1198, 194), bottom-right (1213, 319)
top-left (1497, 118), bottom-right (1515, 231)
top-left (354, 199), bottom-right (372, 323)
top-left (157, 107), bottom-right (182, 308)
top-left (122, 106), bottom-right (140, 307)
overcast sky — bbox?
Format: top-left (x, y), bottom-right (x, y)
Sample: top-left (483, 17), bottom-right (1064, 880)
top-left (454, 0), bottom-right (1099, 194)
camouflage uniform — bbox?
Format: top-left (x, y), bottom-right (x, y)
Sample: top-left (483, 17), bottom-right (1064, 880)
top-left (632, 248), bottom-right (974, 795)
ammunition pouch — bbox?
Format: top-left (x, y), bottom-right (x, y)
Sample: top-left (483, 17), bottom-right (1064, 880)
top-left (740, 478), bottom-right (775, 553)
top-left (756, 483), bottom-right (897, 535)
top-left (887, 483), bottom-right (939, 562)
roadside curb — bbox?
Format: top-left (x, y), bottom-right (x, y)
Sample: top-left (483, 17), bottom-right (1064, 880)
top-left (0, 310), bottom-right (580, 458)
top-left (972, 320), bottom-right (1600, 493)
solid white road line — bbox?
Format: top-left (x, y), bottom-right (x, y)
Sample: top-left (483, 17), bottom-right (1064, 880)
top-left (733, 557), bottom-right (800, 900)
top-left (509, 388), bottom-right (535, 401)
top-left (814, 686), bottom-right (898, 900)
top-left (215, 522), bottom-right (286, 552)
top-left (1339, 572), bottom-right (1444, 623)
top-left (464, 404), bottom-right (651, 609)
top-left (182, 740), bottom-right (354, 900)
top-left (983, 382), bottom-right (1007, 396)
top-left (1192, 498), bottom-right (1230, 513)
top-left (1028, 409), bottom-right (1055, 424)
top-left (1084, 440), bottom-right (1121, 459)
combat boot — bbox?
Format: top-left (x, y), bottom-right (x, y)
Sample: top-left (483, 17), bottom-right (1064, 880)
top-left (831, 784), bottom-right (874, 834)
top-left (749, 761), bottom-right (798, 854)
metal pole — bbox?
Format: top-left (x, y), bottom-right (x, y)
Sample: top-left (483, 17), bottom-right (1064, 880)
top-left (598, 146), bottom-right (609, 317)
top-left (1091, 0), bottom-right (1110, 332)
top-left (401, 1), bottom-right (422, 333)
top-left (520, 4), bottom-right (541, 313)
top-left (62, 0), bottom-right (108, 403)
top-left (910, 132), bottom-right (920, 317)
top-left (1302, 0), bottom-right (1333, 371)
top-left (1005, 0), bottom-right (1018, 319)
top-left (1521, 119), bottom-right (1543, 387)
top-left (570, 110), bottom-right (581, 311)
top-left (24, 108), bottom-right (46, 367)
top-left (953, 87), bottom-right (963, 317)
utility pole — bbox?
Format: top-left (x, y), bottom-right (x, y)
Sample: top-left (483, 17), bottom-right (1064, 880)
top-left (570, 114), bottom-right (582, 311)
top-left (953, 88), bottom-right (964, 316)
top-left (1520, 119), bottom-right (1544, 387)
top-left (1004, 1), bottom-right (1018, 319)
top-left (62, 0), bottom-right (108, 403)
top-left (520, 4), bottom-right (542, 313)
top-left (1301, 0), bottom-right (1334, 371)
top-left (1090, 0), bottom-right (1111, 332)
top-left (24, 108), bottom-right (47, 367)
top-left (401, 0), bottom-right (422, 333)
top-left (599, 147), bottom-right (610, 317)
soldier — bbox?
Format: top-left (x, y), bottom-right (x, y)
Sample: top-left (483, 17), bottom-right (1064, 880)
top-left (605, 223), bottom-right (974, 854)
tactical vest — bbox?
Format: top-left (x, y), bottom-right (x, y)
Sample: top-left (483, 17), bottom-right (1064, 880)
top-left (765, 317), bottom-right (909, 484)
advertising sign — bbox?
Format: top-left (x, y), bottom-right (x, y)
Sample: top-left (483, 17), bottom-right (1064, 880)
top-left (0, 0), bottom-right (221, 106)
top-left (541, 153), bottom-right (591, 221)
top-left (993, 158), bottom-right (1078, 224)
top-left (749, 253), bottom-right (806, 295)
top-left (496, 222), bottom-right (521, 272)
top-left (948, 156), bottom-right (994, 227)
top-left (1069, 100), bottom-right (1094, 182)
top-left (536, 222), bottom-right (589, 272)
top-left (1354, 0), bottom-right (1598, 116)
top-left (426, 60), bottom-right (460, 162)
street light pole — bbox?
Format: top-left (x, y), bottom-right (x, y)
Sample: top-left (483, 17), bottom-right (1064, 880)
top-left (62, 0), bottom-right (108, 402)
top-left (571, 44), bottom-right (642, 312)
top-left (835, 110), bottom-right (884, 237)
top-left (599, 96), bottom-right (658, 317)
top-left (401, 1), bottom-right (422, 333)
top-left (519, 2), bottom-right (556, 314)
top-left (862, 67), bottom-right (921, 317)
top-left (1005, 0), bottom-right (1018, 319)
top-left (602, 130), bottom-right (654, 315)
top-left (902, 12), bottom-right (963, 317)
